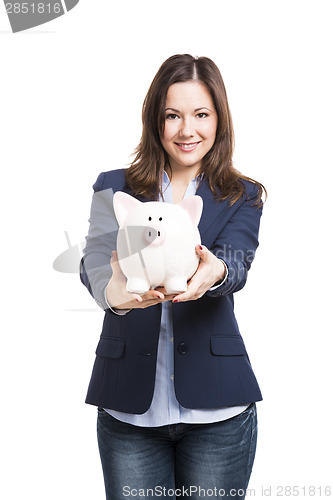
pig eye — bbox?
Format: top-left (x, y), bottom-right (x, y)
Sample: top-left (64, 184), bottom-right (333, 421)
top-left (148, 216), bottom-right (152, 221)
top-left (159, 217), bottom-right (162, 221)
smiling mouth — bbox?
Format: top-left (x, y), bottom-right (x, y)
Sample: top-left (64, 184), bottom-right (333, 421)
top-left (175, 142), bottom-right (200, 151)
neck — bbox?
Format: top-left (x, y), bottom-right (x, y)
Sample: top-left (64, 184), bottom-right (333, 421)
top-left (165, 164), bottom-right (200, 185)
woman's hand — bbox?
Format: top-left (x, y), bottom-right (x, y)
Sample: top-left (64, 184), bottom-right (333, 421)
top-left (106, 252), bottom-right (176, 310)
top-left (172, 245), bottom-right (226, 303)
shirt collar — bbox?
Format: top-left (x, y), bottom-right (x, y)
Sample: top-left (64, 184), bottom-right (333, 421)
top-left (161, 170), bottom-right (203, 202)
top-left (162, 169), bottom-right (203, 187)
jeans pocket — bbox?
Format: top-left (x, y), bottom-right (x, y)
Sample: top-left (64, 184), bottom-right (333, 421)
top-left (234, 402), bottom-right (255, 419)
top-left (97, 407), bottom-right (108, 417)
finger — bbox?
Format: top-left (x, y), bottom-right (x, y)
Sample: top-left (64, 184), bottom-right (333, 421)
top-left (173, 281), bottom-right (201, 303)
top-left (125, 289), bottom-right (162, 304)
top-left (152, 286), bottom-right (171, 295)
top-left (150, 285), bottom-right (180, 300)
top-left (112, 293), bottom-right (143, 309)
top-left (145, 289), bottom-right (165, 300)
top-left (128, 293), bottom-right (143, 303)
top-left (134, 295), bottom-right (168, 308)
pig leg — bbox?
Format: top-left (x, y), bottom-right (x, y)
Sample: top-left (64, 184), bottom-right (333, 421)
top-left (162, 246), bottom-right (191, 293)
top-left (141, 248), bottom-right (166, 289)
top-left (126, 276), bottom-right (151, 294)
top-left (118, 253), bottom-right (151, 294)
top-left (163, 276), bottom-right (188, 294)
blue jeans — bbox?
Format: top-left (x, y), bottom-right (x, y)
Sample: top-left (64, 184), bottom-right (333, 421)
top-left (97, 403), bottom-right (257, 500)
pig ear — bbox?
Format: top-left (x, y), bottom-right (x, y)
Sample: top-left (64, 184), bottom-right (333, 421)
top-left (177, 195), bottom-right (203, 226)
top-left (113, 191), bottom-right (142, 227)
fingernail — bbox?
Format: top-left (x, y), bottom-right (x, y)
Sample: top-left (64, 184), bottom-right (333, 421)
top-left (173, 299), bottom-right (178, 303)
top-left (199, 245), bottom-right (203, 250)
top-left (136, 298), bottom-right (140, 302)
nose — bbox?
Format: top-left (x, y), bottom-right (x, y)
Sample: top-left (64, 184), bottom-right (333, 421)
top-left (144, 224), bottom-right (166, 247)
top-left (179, 117), bottom-right (194, 138)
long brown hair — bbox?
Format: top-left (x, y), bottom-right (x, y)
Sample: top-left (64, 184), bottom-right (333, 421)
top-left (126, 54), bottom-right (266, 206)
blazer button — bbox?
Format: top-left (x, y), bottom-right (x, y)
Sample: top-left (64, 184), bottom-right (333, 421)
top-left (177, 342), bottom-right (188, 355)
top-left (141, 349), bottom-right (151, 356)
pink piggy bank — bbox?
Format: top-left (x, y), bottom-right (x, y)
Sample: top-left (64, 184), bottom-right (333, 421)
top-left (113, 192), bottom-right (203, 294)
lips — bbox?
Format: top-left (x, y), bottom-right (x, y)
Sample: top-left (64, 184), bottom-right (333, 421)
top-left (175, 142), bottom-right (200, 152)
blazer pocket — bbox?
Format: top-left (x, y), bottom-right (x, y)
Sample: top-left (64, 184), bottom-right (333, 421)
top-left (95, 337), bottom-right (125, 359)
top-left (211, 335), bottom-right (247, 356)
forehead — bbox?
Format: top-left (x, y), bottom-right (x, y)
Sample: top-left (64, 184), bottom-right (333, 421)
top-left (165, 81), bottom-right (215, 109)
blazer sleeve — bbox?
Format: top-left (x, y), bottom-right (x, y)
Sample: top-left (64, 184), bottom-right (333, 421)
top-left (206, 184), bottom-right (263, 298)
top-left (80, 172), bottom-right (118, 310)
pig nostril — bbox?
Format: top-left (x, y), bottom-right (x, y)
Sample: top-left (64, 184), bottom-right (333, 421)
top-left (158, 231), bottom-right (160, 236)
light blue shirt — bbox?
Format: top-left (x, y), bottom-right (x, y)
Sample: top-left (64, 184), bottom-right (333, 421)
top-left (105, 171), bottom-right (248, 426)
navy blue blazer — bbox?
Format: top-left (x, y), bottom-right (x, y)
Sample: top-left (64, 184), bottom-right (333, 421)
top-left (80, 168), bottom-right (263, 413)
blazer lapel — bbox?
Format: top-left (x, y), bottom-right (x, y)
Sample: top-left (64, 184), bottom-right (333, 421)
top-left (196, 179), bottom-right (230, 239)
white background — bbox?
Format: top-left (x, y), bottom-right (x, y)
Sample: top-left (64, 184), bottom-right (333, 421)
top-left (1, 1), bottom-right (332, 499)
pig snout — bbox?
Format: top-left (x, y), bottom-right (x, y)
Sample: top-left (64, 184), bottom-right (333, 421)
top-left (144, 224), bottom-right (166, 247)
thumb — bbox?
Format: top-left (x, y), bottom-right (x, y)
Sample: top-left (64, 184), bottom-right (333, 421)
top-left (110, 251), bottom-right (121, 272)
top-left (195, 244), bottom-right (206, 260)
top-left (110, 251), bottom-right (127, 282)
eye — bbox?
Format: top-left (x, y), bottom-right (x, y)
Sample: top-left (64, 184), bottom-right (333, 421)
top-left (165, 113), bottom-right (179, 120)
top-left (148, 216), bottom-right (152, 221)
top-left (159, 217), bottom-right (162, 221)
top-left (196, 112), bottom-right (208, 118)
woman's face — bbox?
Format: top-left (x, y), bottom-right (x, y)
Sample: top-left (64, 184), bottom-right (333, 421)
top-left (160, 81), bottom-right (218, 176)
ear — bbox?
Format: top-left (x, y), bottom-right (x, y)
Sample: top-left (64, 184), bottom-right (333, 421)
top-left (113, 191), bottom-right (142, 227)
top-left (177, 195), bottom-right (203, 226)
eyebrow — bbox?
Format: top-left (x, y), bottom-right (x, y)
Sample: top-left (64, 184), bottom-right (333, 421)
top-left (165, 107), bottom-right (213, 113)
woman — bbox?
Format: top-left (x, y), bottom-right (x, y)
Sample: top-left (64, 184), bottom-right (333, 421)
top-left (80, 54), bottom-right (266, 500)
